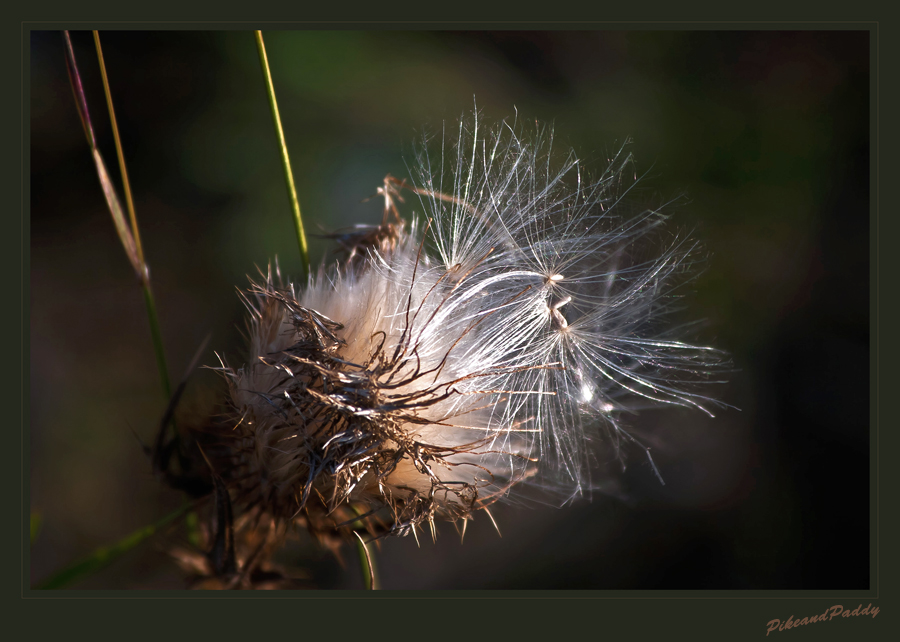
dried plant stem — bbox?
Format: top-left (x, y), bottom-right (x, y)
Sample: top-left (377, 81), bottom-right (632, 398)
top-left (93, 31), bottom-right (145, 273)
top-left (352, 532), bottom-right (378, 591)
top-left (36, 503), bottom-right (193, 590)
top-left (47, 31), bottom-right (189, 591)
top-left (254, 30), bottom-right (310, 275)
top-left (85, 31), bottom-right (172, 399)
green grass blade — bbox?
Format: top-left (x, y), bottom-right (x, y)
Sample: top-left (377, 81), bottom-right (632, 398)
top-left (142, 282), bottom-right (172, 399)
top-left (350, 505), bottom-right (379, 589)
top-left (64, 31), bottom-right (173, 399)
top-left (254, 31), bottom-right (310, 275)
top-left (30, 512), bottom-right (42, 546)
top-left (35, 503), bottom-right (191, 590)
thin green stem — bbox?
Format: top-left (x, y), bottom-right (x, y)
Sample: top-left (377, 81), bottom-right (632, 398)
top-left (92, 31), bottom-right (172, 399)
top-left (30, 512), bottom-right (42, 546)
top-left (351, 505), bottom-right (378, 589)
top-left (254, 30), bottom-right (310, 275)
top-left (36, 503), bottom-right (192, 590)
top-left (142, 283), bottom-right (172, 399)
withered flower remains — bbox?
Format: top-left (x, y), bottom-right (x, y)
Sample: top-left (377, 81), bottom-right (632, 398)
top-left (171, 115), bottom-right (723, 581)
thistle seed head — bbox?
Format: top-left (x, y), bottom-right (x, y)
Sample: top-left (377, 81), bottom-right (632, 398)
top-left (201, 113), bottom-right (724, 542)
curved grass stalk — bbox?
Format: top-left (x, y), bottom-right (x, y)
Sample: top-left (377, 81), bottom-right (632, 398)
top-left (350, 505), bottom-right (379, 590)
top-left (353, 531), bottom-right (378, 590)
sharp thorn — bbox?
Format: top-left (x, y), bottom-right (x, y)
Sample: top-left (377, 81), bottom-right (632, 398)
top-left (484, 507), bottom-right (501, 538)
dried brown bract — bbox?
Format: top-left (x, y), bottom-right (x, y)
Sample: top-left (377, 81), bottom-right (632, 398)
top-left (157, 115), bottom-right (724, 587)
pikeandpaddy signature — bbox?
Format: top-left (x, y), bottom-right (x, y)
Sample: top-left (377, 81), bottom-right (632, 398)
top-left (766, 604), bottom-right (879, 635)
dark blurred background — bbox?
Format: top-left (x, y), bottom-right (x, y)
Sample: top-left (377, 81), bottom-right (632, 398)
top-left (29, 30), bottom-right (870, 590)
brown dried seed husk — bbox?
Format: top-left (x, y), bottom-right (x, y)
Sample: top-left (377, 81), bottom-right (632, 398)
top-left (196, 263), bottom-right (527, 555)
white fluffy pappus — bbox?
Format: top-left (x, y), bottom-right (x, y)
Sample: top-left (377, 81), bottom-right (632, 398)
top-left (213, 113), bottom-right (725, 538)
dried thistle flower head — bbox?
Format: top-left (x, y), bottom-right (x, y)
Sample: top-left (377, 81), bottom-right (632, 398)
top-left (203, 113), bottom-right (723, 544)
